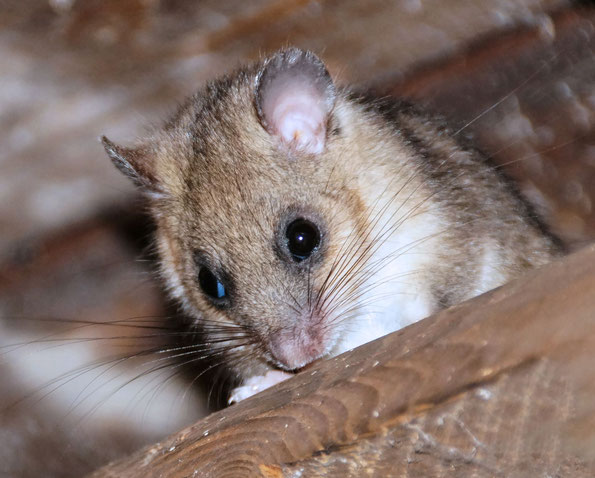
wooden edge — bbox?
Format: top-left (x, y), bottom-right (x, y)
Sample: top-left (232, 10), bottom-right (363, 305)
top-left (90, 244), bottom-right (595, 477)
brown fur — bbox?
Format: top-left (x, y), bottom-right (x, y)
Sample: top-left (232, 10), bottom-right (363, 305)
top-left (103, 48), bottom-right (562, 390)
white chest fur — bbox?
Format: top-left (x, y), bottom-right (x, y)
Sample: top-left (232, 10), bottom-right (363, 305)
top-left (330, 203), bottom-right (442, 355)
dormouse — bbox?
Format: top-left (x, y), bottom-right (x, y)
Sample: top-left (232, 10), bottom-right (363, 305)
top-left (102, 48), bottom-right (560, 402)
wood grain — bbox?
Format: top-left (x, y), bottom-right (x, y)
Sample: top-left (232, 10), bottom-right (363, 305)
top-left (91, 245), bottom-right (595, 477)
top-left (1, 2), bottom-right (594, 476)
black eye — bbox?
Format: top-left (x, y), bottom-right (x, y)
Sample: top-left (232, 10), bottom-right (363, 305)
top-left (285, 218), bottom-right (321, 262)
top-left (198, 267), bottom-right (227, 303)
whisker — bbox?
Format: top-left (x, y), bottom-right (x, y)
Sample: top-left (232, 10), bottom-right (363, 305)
top-left (451, 52), bottom-right (560, 137)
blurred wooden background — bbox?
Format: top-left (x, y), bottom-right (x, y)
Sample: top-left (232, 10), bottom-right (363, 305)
top-left (0, 0), bottom-right (594, 476)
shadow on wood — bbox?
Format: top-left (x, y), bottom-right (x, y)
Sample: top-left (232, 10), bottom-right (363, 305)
top-left (90, 244), bottom-right (595, 477)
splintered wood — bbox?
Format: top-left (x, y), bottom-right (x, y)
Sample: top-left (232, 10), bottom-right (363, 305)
top-left (91, 245), bottom-right (595, 477)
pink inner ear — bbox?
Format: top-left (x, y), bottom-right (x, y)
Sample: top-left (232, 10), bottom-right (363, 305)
top-left (262, 75), bottom-right (327, 155)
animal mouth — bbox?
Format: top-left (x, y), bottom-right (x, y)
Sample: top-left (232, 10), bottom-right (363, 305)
top-left (298, 357), bottom-right (323, 371)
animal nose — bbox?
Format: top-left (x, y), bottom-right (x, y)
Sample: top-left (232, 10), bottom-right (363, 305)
top-left (269, 328), bottom-right (325, 371)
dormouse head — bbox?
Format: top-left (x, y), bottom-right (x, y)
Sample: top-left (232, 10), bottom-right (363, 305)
top-left (102, 49), bottom-right (380, 372)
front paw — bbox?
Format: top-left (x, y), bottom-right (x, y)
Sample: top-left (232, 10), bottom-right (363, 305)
top-left (228, 370), bottom-right (292, 404)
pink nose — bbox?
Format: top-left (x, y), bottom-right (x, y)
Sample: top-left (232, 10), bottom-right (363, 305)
top-left (269, 329), bottom-right (325, 370)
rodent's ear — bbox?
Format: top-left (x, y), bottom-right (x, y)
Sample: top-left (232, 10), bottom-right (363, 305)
top-left (101, 136), bottom-right (163, 194)
top-left (255, 48), bottom-right (336, 155)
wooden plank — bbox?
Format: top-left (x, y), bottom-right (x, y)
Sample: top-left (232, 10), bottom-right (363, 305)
top-left (1, 2), bottom-right (593, 476)
top-left (90, 245), bottom-right (595, 477)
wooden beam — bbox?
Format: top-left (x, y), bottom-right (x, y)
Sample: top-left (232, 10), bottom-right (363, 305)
top-left (90, 244), bottom-right (595, 477)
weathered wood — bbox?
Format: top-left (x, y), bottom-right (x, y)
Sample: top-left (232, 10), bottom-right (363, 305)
top-left (2, 2), bottom-right (594, 476)
top-left (90, 245), bottom-right (595, 477)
